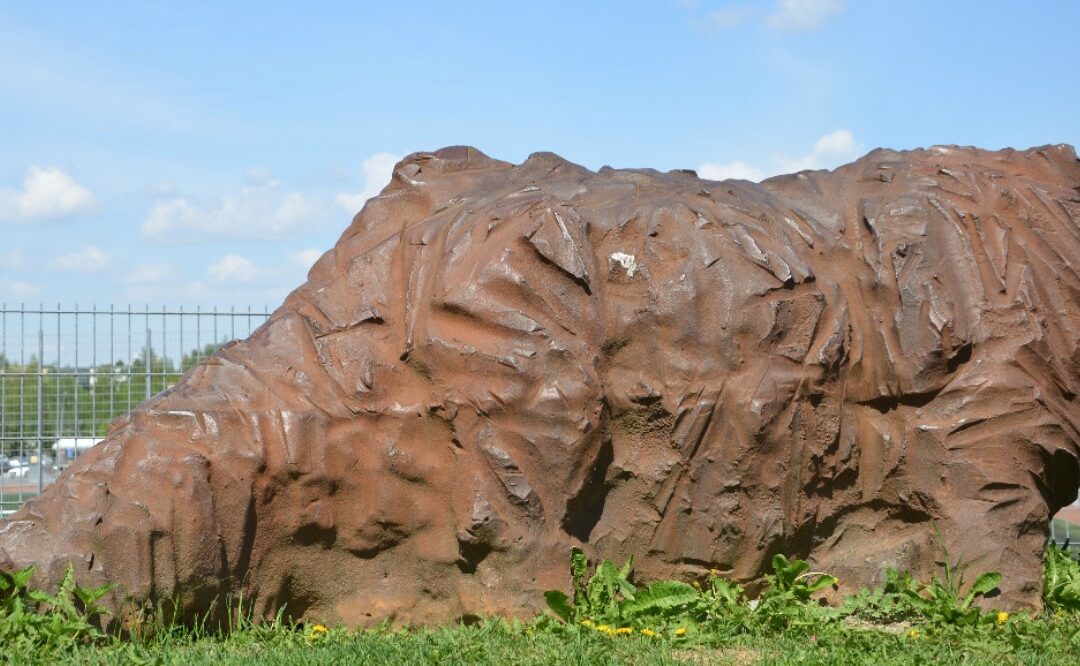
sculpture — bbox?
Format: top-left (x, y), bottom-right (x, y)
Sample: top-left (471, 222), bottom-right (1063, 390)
top-left (2, 144), bottom-right (1078, 625)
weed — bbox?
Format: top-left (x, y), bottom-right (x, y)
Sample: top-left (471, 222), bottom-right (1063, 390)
top-left (0, 563), bottom-right (112, 654)
top-left (752, 553), bottom-right (838, 629)
top-left (544, 547), bottom-right (638, 625)
top-left (839, 568), bottom-right (922, 625)
top-left (895, 537), bottom-right (1002, 626)
top-left (1043, 542), bottom-right (1080, 613)
top-left (2, 543), bottom-right (1077, 664)
top-left (546, 548), bottom-right (839, 635)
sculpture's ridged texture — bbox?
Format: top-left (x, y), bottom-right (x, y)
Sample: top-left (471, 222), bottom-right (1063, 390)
top-left (2, 144), bottom-right (1079, 624)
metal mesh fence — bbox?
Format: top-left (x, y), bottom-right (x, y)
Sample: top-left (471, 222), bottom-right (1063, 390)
top-left (1051, 508), bottom-right (1079, 552)
top-left (1, 304), bottom-right (270, 514)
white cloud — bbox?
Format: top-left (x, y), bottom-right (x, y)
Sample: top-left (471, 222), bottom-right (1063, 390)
top-left (768, 0), bottom-right (844, 31)
top-left (812, 127), bottom-right (858, 156)
top-left (0, 278), bottom-right (38, 299)
top-left (208, 255), bottom-right (268, 284)
top-left (123, 263), bottom-right (176, 285)
top-left (698, 129), bottom-right (862, 182)
top-left (698, 160), bottom-right (766, 182)
top-left (142, 174), bottom-right (326, 243)
top-left (289, 248), bottom-right (324, 271)
top-left (144, 181), bottom-right (178, 196)
top-left (774, 129), bottom-right (862, 173)
top-left (124, 279), bottom-right (290, 309)
top-left (47, 246), bottom-right (109, 273)
top-left (0, 250), bottom-right (25, 270)
top-left (704, 5), bottom-right (754, 31)
top-left (243, 167), bottom-right (276, 186)
top-left (0, 166), bottom-right (97, 222)
top-left (335, 152), bottom-right (402, 213)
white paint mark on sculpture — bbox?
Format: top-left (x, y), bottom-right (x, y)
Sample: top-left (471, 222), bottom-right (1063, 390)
top-left (609, 252), bottom-right (637, 277)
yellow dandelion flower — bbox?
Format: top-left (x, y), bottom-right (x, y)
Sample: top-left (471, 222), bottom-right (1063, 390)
top-left (674, 627), bottom-right (688, 636)
top-left (615, 627), bottom-right (633, 635)
top-left (709, 569), bottom-right (721, 576)
top-left (596, 624), bottom-right (611, 632)
top-left (641, 628), bottom-right (657, 637)
top-left (996, 611), bottom-right (1009, 624)
top-left (308, 624), bottom-right (329, 640)
top-left (580, 619), bottom-right (594, 627)
top-left (907, 628), bottom-right (920, 639)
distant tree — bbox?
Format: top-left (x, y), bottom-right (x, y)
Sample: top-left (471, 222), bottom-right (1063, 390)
top-left (182, 342), bottom-right (225, 372)
top-left (0, 338), bottom-right (243, 457)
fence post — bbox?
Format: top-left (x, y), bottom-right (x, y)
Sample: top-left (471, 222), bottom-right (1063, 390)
top-left (145, 327), bottom-right (152, 400)
top-left (37, 323), bottom-right (44, 493)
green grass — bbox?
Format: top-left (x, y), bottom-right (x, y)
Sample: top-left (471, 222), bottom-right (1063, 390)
top-left (3, 545), bottom-right (1079, 665)
top-left (2, 615), bottom-right (1073, 666)
top-left (1, 491), bottom-right (38, 505)
top-left (0, 492), bottom-right (37, 517)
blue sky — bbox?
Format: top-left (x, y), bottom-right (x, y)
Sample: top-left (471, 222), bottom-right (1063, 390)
top-left (2, 0), bottom-right (1078, 309)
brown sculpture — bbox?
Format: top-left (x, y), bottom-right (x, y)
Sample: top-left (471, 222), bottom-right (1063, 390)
top-left (2, 144), bottom-right (1079, 625)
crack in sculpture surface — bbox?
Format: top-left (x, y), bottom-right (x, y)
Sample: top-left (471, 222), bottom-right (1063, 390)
top-left (2, 144), bottom-right (1080, 624)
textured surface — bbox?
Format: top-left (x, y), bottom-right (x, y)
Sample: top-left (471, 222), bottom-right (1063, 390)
top-left (3, 144), bottom-right (1080, 624)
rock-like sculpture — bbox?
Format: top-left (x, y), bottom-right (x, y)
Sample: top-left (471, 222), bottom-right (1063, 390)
top-left (2, 145), bottom-right (1079, 624)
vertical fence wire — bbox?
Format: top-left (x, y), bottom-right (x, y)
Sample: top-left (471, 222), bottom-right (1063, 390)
top-left (0, 304), bottom-right (270, 515)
